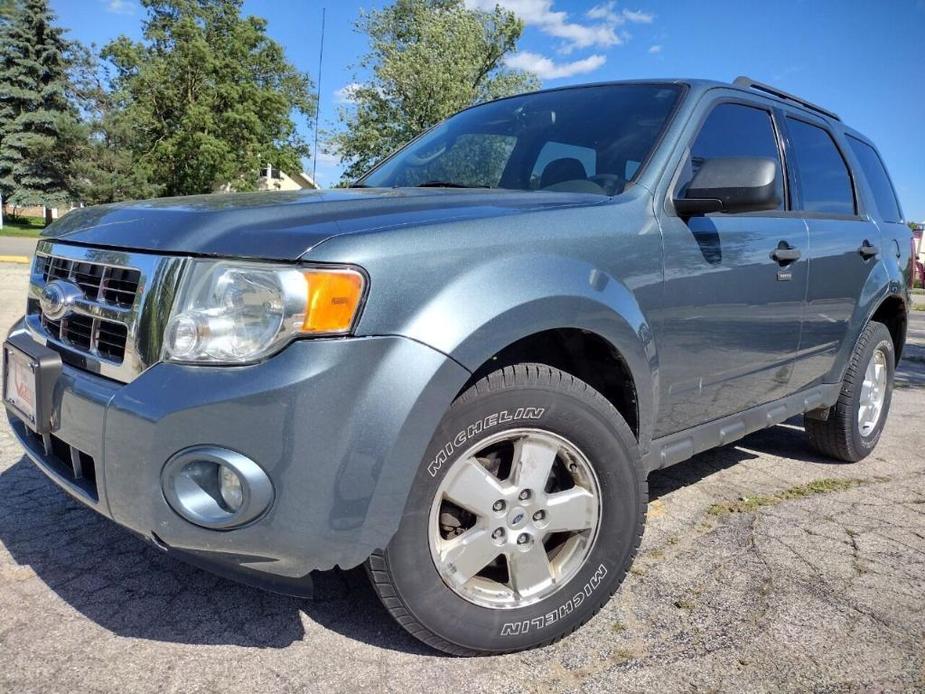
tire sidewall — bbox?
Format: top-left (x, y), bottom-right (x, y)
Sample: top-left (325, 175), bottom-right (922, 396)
top-left (850, 326), bottom-right (895, 455)
top-left (384, 377), bottom-right (643, 653)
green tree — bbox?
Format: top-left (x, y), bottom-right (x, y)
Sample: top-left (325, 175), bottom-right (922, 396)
top-left (0, 0), bottom-right (80, 218)
top-left (101, 0), bottom-right (316, 198)
top-left (331, 0), bottom-right (539, 182)
top-left (63, 43), bottom-right (161, 205)
top-left (0, 0), bottom-right (16, 20)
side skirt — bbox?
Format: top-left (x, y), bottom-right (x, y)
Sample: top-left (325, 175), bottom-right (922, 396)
top-left (641, 383), bottom-right (841, 474)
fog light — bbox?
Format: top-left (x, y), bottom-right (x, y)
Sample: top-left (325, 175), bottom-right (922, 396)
top-left (162, 447), bottom-right (274, 529)
top-left (219, 464), bottom-right (244, 511)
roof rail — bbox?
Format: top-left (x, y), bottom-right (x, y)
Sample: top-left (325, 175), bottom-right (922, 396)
top-left (732, 76), bottom-right (841, 122)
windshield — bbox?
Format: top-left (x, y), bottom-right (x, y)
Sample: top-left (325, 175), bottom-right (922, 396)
top-left (357, 84), bottom-right (682, 196)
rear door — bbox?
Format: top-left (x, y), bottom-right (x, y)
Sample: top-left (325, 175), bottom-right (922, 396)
top-left (653, 97), bottom-right (809, 436)
top-left (783, 114), bottom-right (883, 389)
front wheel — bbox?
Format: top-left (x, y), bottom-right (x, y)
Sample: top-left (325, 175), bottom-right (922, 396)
top-left (367, 364), bottom-right (646, 655)
top-left (805, 321), bottom-right (895, 462)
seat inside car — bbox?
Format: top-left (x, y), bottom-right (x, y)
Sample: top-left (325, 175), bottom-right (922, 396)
top-left (540, 157), bottom-right (588, 188)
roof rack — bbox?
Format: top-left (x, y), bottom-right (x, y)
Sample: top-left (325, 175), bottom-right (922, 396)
top-left (732, 76), bottom-right (841, 122)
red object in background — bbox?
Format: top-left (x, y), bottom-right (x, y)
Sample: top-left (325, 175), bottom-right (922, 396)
top-left (914, 230), bottom-right (924, 288)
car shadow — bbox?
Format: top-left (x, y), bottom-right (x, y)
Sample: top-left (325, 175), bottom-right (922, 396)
top-left (0, 409), bottom-right (898, 653)
top-left (648, 415), bottom-right (856, 501)
top-left (0, 456), bottom-right (429, 653)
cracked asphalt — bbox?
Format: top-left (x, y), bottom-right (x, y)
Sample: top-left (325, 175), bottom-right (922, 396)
top-left (1, 261), bottom-right (924, 693)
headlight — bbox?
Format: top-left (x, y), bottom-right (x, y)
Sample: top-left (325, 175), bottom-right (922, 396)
top-left (163, 261), bottom-right (365, 364)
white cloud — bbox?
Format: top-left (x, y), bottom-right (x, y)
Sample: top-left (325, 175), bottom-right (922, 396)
top-left (104, 0), bottom-right (136, 15)
top-left (464, 1), bottom-right (656, 53)
top-left (648, 44), bottom-right (662, 54)
top-left (622, 9), bottom-right (654, 24)
top-left (586, 3), bottom-right (654, 23)
top-left (505, 51), bottom-right (606, 80)
top-left (465, 0), bottom-right (622, 50)
top-left (334, 83), bottom-right (361, 105)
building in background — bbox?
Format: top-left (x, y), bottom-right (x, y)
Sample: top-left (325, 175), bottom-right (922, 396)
top-left (912, 223), bottom-right (924, 287)
top-left (257, 166), bottom-right (318, 191)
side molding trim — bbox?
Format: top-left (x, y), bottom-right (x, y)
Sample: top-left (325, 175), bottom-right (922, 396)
top-left (642, 383), bottom-right (841, 474)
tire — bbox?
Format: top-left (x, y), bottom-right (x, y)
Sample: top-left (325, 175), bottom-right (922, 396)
top-left (805, 321), bottom-right (895, 462)
top-left (366, 363), bottom-right (646, 656)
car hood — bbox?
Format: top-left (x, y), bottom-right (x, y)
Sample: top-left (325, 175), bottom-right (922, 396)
top-left (42, 188), bottom-right (607, 261)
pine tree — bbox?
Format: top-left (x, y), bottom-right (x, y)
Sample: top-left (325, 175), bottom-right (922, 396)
top-left (0, 0), bottom-right (77, 219)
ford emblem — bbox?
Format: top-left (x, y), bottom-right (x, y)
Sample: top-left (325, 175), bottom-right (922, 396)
top-left (39, 280), bottom-right (83, 321)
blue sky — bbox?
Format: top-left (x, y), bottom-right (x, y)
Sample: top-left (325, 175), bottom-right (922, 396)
top-left (53, 0), bottom-right (925, 221)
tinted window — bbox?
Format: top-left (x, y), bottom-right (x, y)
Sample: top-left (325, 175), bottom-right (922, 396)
top-left (360, 84), bottom-right (682, 196)
top-left (847, 136), bottom-right (902, 222)
top-left (786, 119), bottom-right (855, 216)
top-left (681, 103), bottom-right (785, 210)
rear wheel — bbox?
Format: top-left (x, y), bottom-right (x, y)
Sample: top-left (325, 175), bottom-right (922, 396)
top-left (805, 321), bottom-right (895, 462)
top-left (367, 363), bottom-right (646, 655)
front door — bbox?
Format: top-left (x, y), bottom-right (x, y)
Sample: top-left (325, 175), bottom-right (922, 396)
top-left (653, 99), bottom-right (808, 436)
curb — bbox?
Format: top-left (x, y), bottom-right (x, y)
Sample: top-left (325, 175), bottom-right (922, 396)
top-left (0, 255), bottom-right (30, 264)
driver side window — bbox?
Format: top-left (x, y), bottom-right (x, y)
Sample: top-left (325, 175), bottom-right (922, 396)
top-left (680, 102), bottom-right (786, 210)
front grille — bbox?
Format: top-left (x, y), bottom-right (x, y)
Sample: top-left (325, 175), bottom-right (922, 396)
top-left (96, 320), bottom-right (128, 360)
top-left (35, 254), bottom-right (141, 306)
top-left (40, 312), bottom-right (129, 361)
top-left (26, 241), bottom-right (187, 384)
top-left (32, 252), bottom-right (140, 364)
top-left (20, 426), bottom-right (99, 501)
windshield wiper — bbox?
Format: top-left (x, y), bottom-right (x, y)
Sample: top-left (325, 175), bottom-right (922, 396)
top-left (415, 181), bottom-right (488, 189)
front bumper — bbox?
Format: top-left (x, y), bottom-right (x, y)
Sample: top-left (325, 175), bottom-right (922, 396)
top-left (6, 319), bottom-right (469, 591)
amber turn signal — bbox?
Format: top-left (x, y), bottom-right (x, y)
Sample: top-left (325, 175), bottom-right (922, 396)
top-left (301, 269), bottom-right (365, 334)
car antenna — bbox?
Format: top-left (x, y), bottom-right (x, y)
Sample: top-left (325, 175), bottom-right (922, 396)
top-left (312, 7), bottom-right (326, 187)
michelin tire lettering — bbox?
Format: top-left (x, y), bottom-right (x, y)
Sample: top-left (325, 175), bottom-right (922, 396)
top-left (499, 563), bottom-right (609, 636)
top-left (427, 407), bottom-right (546, 477)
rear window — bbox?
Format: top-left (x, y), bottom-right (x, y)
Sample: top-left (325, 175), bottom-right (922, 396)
top-left (786, 118), bottom-right (856, 216)
top-left (846, 136), bottom-right (902, 223)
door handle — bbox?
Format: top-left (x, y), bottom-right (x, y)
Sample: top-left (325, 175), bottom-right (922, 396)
top-left (770, 241), bottom-right (801, 265)
top-left (858, 240), bottom-right (879, 259)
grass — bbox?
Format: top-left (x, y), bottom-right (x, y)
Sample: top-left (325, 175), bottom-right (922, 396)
top-left (912, 304), bottom-right (925, 312)
top-left (0, 216), bottom-right (44, 237)
top-left (611, 648), bottom-right (636, 664)
top-left (707, 478), bottom-right (866, 516)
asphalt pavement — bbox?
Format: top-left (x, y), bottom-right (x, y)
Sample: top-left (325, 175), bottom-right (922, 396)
top-left (0, 236), bottom-right (37, 262)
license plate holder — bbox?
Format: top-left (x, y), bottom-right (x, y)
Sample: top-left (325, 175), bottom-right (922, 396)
top-left (3, 333), bottom-right (62, 434)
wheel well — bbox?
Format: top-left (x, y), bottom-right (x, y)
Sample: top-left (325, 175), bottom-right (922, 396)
top-left (871, 295), bottom-right (907, 362)
top-left (459, 329), bottom-right (640, 439)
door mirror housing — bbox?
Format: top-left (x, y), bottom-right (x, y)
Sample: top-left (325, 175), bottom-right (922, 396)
top-left (674, 157), bottom-right (780, 216)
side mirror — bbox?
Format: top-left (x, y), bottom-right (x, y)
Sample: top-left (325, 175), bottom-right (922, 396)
top-left (673, 157), bottom-right (779, 216)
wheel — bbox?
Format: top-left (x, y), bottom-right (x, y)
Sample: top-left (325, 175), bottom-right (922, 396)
top-left (367, 363), bottom-right (646, 655)
top-left (805, 321), bottom-right (895, 462)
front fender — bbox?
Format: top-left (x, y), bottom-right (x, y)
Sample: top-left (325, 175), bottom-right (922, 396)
top-left (397, 254), bottom-right (658, 450)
